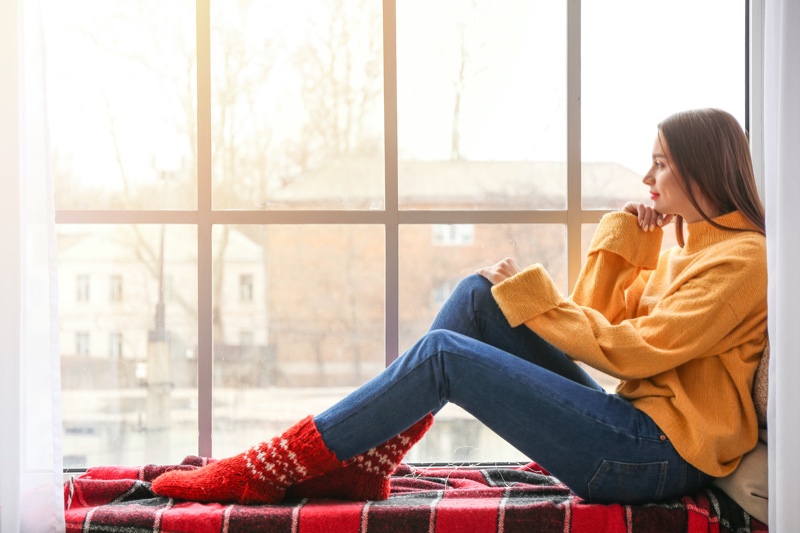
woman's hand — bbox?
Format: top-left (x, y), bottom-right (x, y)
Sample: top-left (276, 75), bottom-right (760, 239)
top-left (476, 257), bottom-right (522, 285)
top-left (622, 202), bottom-right (673, 232)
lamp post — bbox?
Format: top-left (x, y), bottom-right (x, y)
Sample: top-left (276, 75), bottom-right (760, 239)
top-left (146, 224), bottom-right (171, 463)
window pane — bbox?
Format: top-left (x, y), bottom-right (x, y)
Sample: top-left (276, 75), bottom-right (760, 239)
top-left (398, 1), bottom-right (567, 210)
top-left (400, 224), bottom-right (565, 462)
top-left (59, 225), bottom-right (198, 468)
top-left (212, 225), bottom-right (385, 458)
top-left (210, 0), bottom-right (385, 210)
top-left (44, 1), bottom-right (197, 210)
top-left (581, 0), bottom-right (745, 209)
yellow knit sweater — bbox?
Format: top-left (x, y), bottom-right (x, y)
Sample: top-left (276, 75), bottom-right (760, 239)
top-left (491, 211), bottom-right (767, 477)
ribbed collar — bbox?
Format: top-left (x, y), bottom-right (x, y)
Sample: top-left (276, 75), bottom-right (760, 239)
top-left (683, 211), bottom-right (761, 253)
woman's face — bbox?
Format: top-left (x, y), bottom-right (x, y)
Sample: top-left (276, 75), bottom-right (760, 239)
top-left (642, 134), bottom-right (711, 223)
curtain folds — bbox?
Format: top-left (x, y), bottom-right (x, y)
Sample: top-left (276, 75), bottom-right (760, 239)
top-left (764, 0), bottom-right (800, 530)
top-left (0, 0), bottom-right (66, 531)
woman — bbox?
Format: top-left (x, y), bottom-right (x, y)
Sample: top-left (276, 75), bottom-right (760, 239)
top-left (152, 108), bottom-right (767, 505)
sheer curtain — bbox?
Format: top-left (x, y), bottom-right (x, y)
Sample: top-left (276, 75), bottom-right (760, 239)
top-left (764, 0), bottom-right (800, 530)
top-left (0, 0), bottom-right (65, 531)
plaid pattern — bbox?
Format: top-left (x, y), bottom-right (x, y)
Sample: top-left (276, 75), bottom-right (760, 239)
top-left (64, 457), bottom-right (768, 533)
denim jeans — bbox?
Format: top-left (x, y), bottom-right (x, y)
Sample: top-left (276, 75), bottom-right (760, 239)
top-left (314, 274), bottom-right (713, 504)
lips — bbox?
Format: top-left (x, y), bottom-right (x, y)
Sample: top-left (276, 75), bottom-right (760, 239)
top-left (650, 192), bottom-right (660, 200)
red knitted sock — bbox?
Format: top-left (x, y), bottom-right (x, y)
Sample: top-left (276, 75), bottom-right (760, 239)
top-left (151, 416), bottom-right (341, 504)
top-left (287, 413), bottom-right (434, 501)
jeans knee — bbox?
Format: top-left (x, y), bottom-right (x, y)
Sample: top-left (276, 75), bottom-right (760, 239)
top-left (459, 273), bottom-right (492, 291)
top-left (456, 274), bottom-right (494, 305)
top-left (421, 329), bottom-right (460, 350)
top-left (417, 330), bottom-right (475, 367)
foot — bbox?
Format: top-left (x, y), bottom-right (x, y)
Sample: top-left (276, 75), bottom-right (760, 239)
top-left (287, 413), bottom-right (434, 501)
top-left (151, 416), bottom-right (341, 504)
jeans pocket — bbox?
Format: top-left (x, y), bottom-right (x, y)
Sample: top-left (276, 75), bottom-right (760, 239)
top-left (587, 460), bottom-right (668, 504)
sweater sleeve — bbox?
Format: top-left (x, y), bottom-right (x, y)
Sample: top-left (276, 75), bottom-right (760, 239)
top-left (494, 265), bottom-right (756, 380)
top-left (491, 242), bottom-right (766, 381)
top-left (569, 212), bottom-right (663, 323)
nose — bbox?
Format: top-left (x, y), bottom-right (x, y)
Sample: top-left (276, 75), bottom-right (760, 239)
top-left (642, 171), bottom-right (654, 186)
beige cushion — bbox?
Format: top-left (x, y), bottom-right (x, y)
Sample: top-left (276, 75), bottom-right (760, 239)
top-left (713, 429), bottom-right (768, 524)
top-left (711, 341), bottom-right (770, 525)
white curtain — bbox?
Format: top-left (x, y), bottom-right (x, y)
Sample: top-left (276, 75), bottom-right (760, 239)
top-left (0, 0), bottom-right (66, 531)
top-left (764, 0), bottom-right (800, 530)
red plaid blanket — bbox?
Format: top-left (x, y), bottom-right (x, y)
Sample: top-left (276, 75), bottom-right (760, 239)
top-left (63, 456), bottom-right (767, 533)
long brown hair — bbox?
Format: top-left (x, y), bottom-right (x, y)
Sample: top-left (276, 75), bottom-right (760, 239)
top-left (657, 108), bottom-right (765, 246)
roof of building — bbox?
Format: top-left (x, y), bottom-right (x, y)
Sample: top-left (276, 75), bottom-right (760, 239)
top-left (263, 158), bottom-right (642, 209)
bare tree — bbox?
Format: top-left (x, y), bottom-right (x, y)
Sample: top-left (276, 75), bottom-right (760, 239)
top-left (289, 0), bottom-right (383, 173)
top-left (449, 0), bottom-right (490, 161)
top-left (84, 0), bottom-right (282, 346)
top-left (67, 0), bottom-right (385, 387)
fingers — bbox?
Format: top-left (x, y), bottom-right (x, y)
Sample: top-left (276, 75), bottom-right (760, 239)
top-left (622, 202), bottom-right (640, 216)
top-left (497, 257), bottom-right (521, 274)
top-left (621, 203), bottom-right (671, 232)
top-left (476, 257), bottom-right (522, 285)
top-left (640, 206), bottom-right (659, 231)
top-left (475, 266), bottom-right (504, 285)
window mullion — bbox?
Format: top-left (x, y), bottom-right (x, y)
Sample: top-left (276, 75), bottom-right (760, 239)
top-left (196, 0), bottom-right (213, 458)
top-left (383, 0), bottom-right (399, 367)
top-left (567, 0), bottom-right (582, 293)
top-left (748, 0), bottom-right (765, 200)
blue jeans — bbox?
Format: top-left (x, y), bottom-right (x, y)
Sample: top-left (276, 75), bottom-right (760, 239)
top-left (314, 274), bottom-right (713, 504)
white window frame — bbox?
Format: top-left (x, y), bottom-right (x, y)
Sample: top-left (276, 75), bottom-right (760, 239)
top-left (54, 0), bottom-right (757, 458)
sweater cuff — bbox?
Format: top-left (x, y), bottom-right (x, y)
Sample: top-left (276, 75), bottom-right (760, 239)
top-left (491, 264), bottom-right (563, 327)
top-left (589, 212), bottom-right (662, 269)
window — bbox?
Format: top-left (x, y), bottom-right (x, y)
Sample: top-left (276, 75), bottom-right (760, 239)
top-left (239, 274), bottom-right (253, 303)
top-left (76, 275), bottom-right (89, 303)
top-left (48, 0), bottom-right (747, 467)
top-left (239, 331), bottom-right (254, 346)
top-left (75, 332), bottom-right (89, 356)
top-left (432, 225), bottom-right (474, 246)
top-left (109, 332), bottom-right (123, 358)
top-left (109, 275), bottom-right (123, 303)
